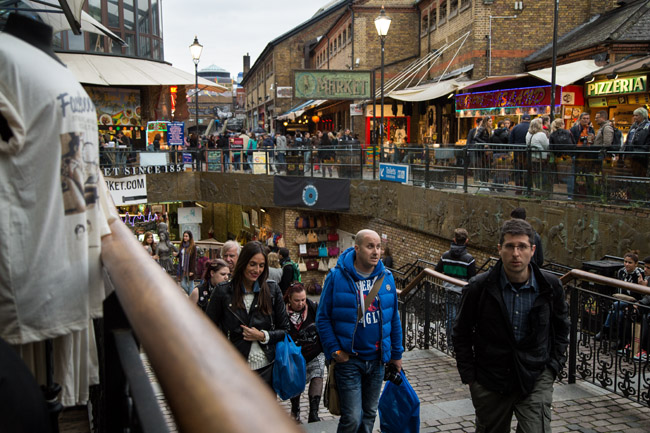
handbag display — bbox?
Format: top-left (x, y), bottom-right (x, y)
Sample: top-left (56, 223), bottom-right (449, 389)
top-left (307, 246), bottom-right (319, 257)
top-left (307, 230), bottom-right (318, 244)
top-left (295, 232), bottom-right (307, 244)
top-left (327, 232), bottom-right (339, 242)
top-left (318, 258), bottom-right (329, 272)
top-left (298, 244), bottom-right (308, 257)
top-left (318, 242), bottom-right (328, 257)
top-left (328, 256), bottom-right (338, 269)
top-left (317, 231), bottom-right (328, 242)
top-left (324, 361), bottom-right (341, 415)
top-left (327, 246), bottom-right (340, 257)
top-left (306, 259), bottom-right (318, 271)
top-left (298, 257), bottom-right (307, 273)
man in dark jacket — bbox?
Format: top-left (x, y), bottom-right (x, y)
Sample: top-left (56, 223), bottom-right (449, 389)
top-left (454, 219), bottom-right (570, 433)
top-left (278, 247), bottom-right (297, 294)
top-left (509, 114), bottom-right (531, 191)
top-left (435, 228), bottom-right (476, 346)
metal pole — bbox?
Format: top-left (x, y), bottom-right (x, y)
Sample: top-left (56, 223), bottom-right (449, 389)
top-left (195, 62), bottom-right (199, 136)
top-left (550, 0), bottom-right (559, 119)
top-left (380, 36), bottom-right (385, 173)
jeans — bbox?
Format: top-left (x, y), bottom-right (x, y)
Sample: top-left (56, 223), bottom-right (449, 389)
top-left (445, 290), bottom-right (461, 347)
top-left (180, 276), bottom-right (194, 296)
top-left (304, 150), bottom-right (312, 172)
top-left (334, 357), bottom-right (384, 433)
top-left (232, 152), bottom-right (241, 171)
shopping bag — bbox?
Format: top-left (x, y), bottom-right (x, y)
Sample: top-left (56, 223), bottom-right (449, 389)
top-left (318, 242), bottom-right (328, 257)
top-left (378, 370), bottom-right (420, 433)
top-left (272, 334), bottom-right (306, 400)
top-left (323, 360), bottom-right (341, 415)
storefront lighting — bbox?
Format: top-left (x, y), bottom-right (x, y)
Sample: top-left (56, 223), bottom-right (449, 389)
top-left (312, 115), bottom-right (320, 123)
top-left (283, 122), bottom-right (288, 126)
top-left (447, 92), bottom-right (455, 99)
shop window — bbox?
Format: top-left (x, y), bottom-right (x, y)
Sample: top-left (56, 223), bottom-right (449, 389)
top-left (139, 35), bottom-right (151, 58)
top-left (421, 13), bottom-right (428, 36)
top-left (123, 0), bottom-right (135, 30)
top-left (138, 0), bottom-right (150, 35)
top-left (348, 23), bottom-right (352, 41)
top-left (460, 0), bottom-right (471, 12)
top-left (107, 0), bottom-right (119, 28)
top-left (342, 29), bottom-right (346, 45)
top-left (90, 33), bottom-right (105, 53)
top-left (338, 34), bottom-right (342, 51)
top-left (151, 0), bottom-right (161, 36)
top-left (153, 38), bottom-right (162, 60)
top-left (88, 0), bottom-right (102, 21)
top-left (125, 33), bottom-right (135, 56)
top-left (439, 2), bottom-right (447, 24)
top-left (66, 30), bottom-right (84, 51)
top-left (450, 0), bottom-right (458, 18)
top-left (333, 39), bottom-right (337, 54)
top-left (430, 8), bottom-right (437, 30)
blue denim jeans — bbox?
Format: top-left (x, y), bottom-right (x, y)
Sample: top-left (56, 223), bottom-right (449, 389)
top-left (334, 357), bottom-right (384, 433)
top-left (180, 276), bottom-right (194, 296)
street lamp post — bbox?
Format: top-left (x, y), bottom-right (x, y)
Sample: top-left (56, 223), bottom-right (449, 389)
top-left (375, 6), bottom-right (391, 170)
top-left (189, 36), bottom-right (203, 135)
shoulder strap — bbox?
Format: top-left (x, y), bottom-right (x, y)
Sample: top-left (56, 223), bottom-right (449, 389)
top-left (357, 275), bottom-right (385, 322)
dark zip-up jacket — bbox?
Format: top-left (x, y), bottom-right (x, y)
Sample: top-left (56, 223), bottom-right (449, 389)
top-left (206, 280), bottom-right (289, 363)
top-left (453, 260), bottom-right (570, 395)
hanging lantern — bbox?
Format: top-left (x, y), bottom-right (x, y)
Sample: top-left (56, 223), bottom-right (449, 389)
top-left (312, 115), bottom-right (320, 123)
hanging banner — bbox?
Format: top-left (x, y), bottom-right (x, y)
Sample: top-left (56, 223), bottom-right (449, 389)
top-left (273, 176), bottom-right (350, 211)
top-left (105, 175), bottom-right (147, 206)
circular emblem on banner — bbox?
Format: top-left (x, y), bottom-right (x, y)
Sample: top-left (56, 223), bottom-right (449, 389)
top-left (302, 184), bottom-right (319, 207)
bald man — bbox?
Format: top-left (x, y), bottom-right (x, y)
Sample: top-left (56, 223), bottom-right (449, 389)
top-left (316, 229), bottom-right (403, 433)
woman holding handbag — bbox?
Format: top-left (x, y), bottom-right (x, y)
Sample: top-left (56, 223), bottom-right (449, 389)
top-left (206, 241), bottom-right (290, 388)
top-left (284, 283), bottom-right (325, 423)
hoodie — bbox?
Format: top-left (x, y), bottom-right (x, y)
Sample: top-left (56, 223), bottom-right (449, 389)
top-left (316, 247), bottom-right (403, 362)
top-left (435, 243), bottom-right (476, 293)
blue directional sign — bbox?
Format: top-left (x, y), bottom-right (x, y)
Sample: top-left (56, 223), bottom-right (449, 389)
top-left (379, 163), bottom-right (409, 184)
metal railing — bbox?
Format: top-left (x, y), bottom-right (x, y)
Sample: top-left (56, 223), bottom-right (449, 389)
top-left (98, 217), bottom-right (301, 433)
top-left (99, 144), bottom-right (650, 205)
top-left (397, 264), bottom-right (650, 407)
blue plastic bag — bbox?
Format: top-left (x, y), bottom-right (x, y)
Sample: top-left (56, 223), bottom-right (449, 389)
top-left (272, 334), bottom-right (306, 400)
top-left (378, 370), bottom-right (420, 433)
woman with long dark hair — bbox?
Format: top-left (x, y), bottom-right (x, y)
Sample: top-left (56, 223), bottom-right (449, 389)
top-left (177, 230), bottom-right (197, 296)
top-left (141, 231), bottom-right (158, 261)
top-left (206, 241), bottom-right (290, 387)
top-left (284, 283), bottom-right (324, 423)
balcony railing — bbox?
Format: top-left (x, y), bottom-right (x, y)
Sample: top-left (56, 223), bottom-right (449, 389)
top-left (99, 143), bottom-right (650, 205)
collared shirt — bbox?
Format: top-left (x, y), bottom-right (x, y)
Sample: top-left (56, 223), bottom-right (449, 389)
top-left (500, 266), bottom-right (539, 342)
top-left (240, 281), bottom-right (261, 294)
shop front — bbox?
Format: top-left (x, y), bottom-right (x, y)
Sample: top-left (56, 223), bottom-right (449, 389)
top-left (454, 84), bottom-right (585, 142)
top-left (585, 73), bottom-right (648, 139)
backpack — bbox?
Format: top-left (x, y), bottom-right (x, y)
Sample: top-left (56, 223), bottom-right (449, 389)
top-left (612, 127), bottom-right (623, 150)
top-left (287, 260), bottom-right (301, 283)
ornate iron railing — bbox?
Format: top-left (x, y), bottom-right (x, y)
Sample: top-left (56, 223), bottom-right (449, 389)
top-left (397, 266), bottom-right (650, 407)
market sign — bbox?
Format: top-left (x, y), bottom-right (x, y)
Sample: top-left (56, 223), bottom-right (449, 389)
top-left (455, 86), bottom-right (561, 110)
top-left (587, 75), bottom-right (647, 97)
top-left (105, 175), bottom-right (147, 206)
top-left (294, 70), bottom-right (371, 99)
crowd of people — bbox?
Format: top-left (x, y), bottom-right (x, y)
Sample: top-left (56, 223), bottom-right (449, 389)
top-left (137, 212), bottom-right (650, 431)
top-left (466, 107), bottom-right (650, 199)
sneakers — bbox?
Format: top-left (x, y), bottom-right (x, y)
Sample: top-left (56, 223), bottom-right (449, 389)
top-left (633, 350), bottom-right (648, 361)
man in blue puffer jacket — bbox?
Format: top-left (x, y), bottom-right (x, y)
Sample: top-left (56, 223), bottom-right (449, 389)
top-left (316, 229), bottom-right (403, 433)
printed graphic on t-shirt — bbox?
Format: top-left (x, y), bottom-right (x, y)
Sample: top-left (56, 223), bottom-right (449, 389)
top-left (357, 278), bottom-right (380, 325)
top-left (60, 132), bottom-right (99, 215)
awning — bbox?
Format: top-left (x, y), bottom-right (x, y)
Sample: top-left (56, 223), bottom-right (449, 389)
top-left (388, 79), bottom-right (464, 102)
top-left (527, 59), bottom-right (601, 87)
top-left (588, 55), bottom-right (650, 77)
top-left (56, 53), bottom-right (228, 92)
top-left (277, 99), bottom-right (326, 120)
top-left (460, 74), bottom-right (529, 90)
top-left (24, 0), bottom-right (124, 45)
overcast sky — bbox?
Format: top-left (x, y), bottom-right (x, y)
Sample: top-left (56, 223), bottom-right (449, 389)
top-left (162, 1), bottom-right (324, 79)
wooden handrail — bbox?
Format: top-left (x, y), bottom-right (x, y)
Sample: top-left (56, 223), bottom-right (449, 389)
top-left (560, 269), bottom-right (650, 297)
top-left (398, 268), bottom-right (467, 297)
top-left (101, 219), bottom-right (301, 433)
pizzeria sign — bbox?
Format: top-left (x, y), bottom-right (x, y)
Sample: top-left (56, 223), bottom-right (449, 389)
top-left (587, 75), bottom-right (647, 97)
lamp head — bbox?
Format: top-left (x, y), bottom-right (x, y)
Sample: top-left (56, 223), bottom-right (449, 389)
top-left (189, 36), bottom-right (203, 64)
top-left (375, 6), bottom-right (391, 37)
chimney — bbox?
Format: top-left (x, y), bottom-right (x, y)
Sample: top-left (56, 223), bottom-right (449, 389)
top-left (243, 53), bottom-right (250, 76)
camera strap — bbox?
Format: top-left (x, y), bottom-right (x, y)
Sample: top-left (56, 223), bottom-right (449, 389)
top-left (357, 275), bottom-right (385, 323)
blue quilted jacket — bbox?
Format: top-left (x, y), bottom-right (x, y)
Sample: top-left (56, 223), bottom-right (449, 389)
top-left (316, 247), bottom-right (403, 363)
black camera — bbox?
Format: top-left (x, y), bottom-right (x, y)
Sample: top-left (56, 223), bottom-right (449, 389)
top-left (384, 363), bottom-right (403, 385)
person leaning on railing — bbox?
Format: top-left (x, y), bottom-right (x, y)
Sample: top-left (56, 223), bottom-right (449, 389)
top-left (205, 241), bottom-right (290, 389)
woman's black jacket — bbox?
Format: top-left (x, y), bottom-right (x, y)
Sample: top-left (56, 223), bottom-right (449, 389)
top-left (206, 280), bottom-right (290, 363)
top-left (453, 260), bottom-right (570, 395)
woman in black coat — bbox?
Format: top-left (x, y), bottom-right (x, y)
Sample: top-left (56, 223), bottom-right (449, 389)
top-left (206, 241), bottom-right (290, 388)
